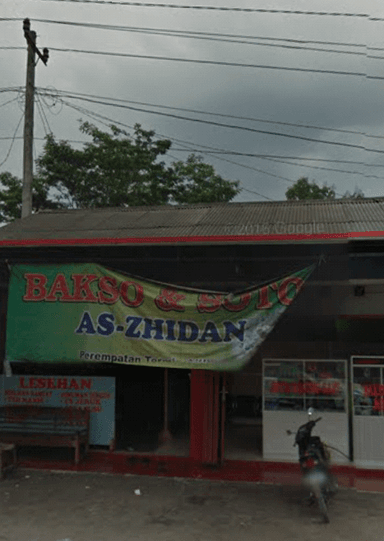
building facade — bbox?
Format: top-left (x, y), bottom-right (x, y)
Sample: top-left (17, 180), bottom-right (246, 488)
top-left (0, 198), bottom-right (384, 477)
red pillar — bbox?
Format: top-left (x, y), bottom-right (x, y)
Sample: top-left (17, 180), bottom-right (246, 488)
top-left (189, 370), bottom-right (221, 464)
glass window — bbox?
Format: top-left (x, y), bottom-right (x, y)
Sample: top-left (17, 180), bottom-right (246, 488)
top-left (263, 360), bottom-right (346, 413)
top-left (353, 362), bottom-right (383, 416)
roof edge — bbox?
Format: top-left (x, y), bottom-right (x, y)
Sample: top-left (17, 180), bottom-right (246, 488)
top-left (30, 196), bottom-right (384, 216)
top-left (1, 230), bottom-right (384, 248)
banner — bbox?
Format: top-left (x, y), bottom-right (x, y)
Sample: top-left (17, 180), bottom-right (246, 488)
top-left (6, 263), bottom-right (314, 371)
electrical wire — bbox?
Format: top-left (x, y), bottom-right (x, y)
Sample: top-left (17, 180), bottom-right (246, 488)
top-left (0, 113), bottom-right (23, 168)
top-left (168, 150), bottom-right (274, 200)
top-left (0, 87), bottom-right (24, 94)
top-left (43, 97), bottom-right (292, 196)
top-left (35, 94), bottom-right (53, 136)
top-left (49, 47), bottom-right (370, 79)
top-left (262, 157), bottom-right (367, 177)
top-left (55, 97), bottom-right (354, 195)
top-left (40, 88), bottom-right (384, 140)
top-left (58, 100), bottom-right (378, 187)
top-left (3, 84), bottom-right (373, 191)
top-left (29, 1), bottom-right (371, 18)
top-left (0, 17), bottom-right (372, 50)
top-left (170, 148), bottom-right (384, 179)
top-left (35, 90), bottom-right (384, 180)
top-left (239, 187), bottom-right (273, 200)
top-left (28, 92), bottom-right (370, 198)
top-left (41, 91), bottom-right (384, 154)
top-left (168, 149), bottom-right (384, 167)
top-left (60, 100), bottom-right (276, 201)
top-left (0, 97), bottom-right (19, 109)
top-left (1, 18), bottom-right (370, 56)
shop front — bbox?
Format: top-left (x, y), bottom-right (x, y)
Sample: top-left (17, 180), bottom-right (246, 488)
top-left (2, 261), bottom-right (313, 468)
top-left (1, 261), bottom-right (383, 478)
top-left (1, 199), bottom-right (384, 484)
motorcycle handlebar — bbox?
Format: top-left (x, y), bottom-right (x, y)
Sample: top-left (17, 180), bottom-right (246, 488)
top-left (292, 416), bottom-right (322, 446)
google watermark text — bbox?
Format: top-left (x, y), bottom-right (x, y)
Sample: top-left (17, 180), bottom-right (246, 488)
top-left (224, 222), bottom-right (325, 236)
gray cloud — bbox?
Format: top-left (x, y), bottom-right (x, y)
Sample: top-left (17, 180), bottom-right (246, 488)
top-left (1, 0), bottom-right (383, 202)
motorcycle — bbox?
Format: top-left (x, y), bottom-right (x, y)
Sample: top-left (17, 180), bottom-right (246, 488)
top-left (288, 408), bottom-right (338, 523)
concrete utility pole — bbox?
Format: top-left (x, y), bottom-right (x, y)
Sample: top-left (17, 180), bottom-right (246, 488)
top-left (22, 18), bottom-right (49, 219)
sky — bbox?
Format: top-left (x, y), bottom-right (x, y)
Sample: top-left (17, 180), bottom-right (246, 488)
top-left (1, 0), bottom-right (383, 203)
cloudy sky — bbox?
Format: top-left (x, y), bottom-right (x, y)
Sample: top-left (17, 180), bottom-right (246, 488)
top-left (1, 0), bottom-right (383, 203)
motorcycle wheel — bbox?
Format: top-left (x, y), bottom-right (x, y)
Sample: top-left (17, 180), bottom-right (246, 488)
top-left (330, 476), bottom-right (338, 495)
top-left (325, 476), bottom-right (338, 503)
top-left (315, 490), bottom-right (330, 523)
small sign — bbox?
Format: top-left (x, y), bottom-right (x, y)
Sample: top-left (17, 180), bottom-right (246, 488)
top-left (353, 358), bottom-right (383, 365)
top-left (0, 375), bottom-right (115, 445)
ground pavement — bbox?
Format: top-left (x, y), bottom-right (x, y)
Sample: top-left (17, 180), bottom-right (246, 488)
top-left (0, 468), bottom-right (383, 541)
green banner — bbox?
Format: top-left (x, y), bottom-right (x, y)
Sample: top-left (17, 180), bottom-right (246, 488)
top-left (6, 263), bottom-right (313, 371)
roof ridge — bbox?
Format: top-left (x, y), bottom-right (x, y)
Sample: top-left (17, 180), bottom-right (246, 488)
top-left (36, 196), bottom-right (384, 215)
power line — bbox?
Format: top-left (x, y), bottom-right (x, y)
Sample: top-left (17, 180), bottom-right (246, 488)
top-left (50, 98), bottom-right (276, 201)
top-left (44, 96), bottom-right (370, 186)
top-left (49, 47), bottom-right (370, 79)
top-left (6, 42), bottom-right (384, 60)
top-left (39, 90), bottom-right (384, 154)
top-left (169, 147), bottom-right (384, 178)
top-left (30, 1), bottom-right (371, 18)
top-left (0, 17), bottom-right (370, 50)
top-left (0, 18), bottom-right (370, 56)
top-left (262, 157), bottom-right (366, 177)
top-left (51, 97), bottom-right (384, 185)
top-left (42, 88), bottom-right (384, 140)
top-left (0, 97), bottom-right (19, 109)
top-left (5, 85), bottom-right (375, 179)
top-left (45, 97), bottom-right (293, 196)
top-left (168, 150), bottom-right (384, 167)
top-left (0, 87), bottom-right (24, 94)
top-left (7, 92), bottom-right (373, 199)
top-left (0, 113), bottom-right (23, 168)
top-left (36, 94), bottom-right (53, 136)
top-left (237, 186), bottom-right (273, 200)
top-left (34, 95), bottom-right (383, 189)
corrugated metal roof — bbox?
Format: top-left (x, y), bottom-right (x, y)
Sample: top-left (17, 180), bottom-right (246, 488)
top-left (1, 197), bottom-right (384, 247)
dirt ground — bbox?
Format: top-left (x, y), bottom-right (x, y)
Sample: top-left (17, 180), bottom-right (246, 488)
top-left (1, 468), bottom-right (384, 541)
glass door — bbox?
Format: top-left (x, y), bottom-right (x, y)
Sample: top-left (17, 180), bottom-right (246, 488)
top-left (352, 356), bottom-right (384, 468)
top-left (263, 359), bottom-right (349, 463)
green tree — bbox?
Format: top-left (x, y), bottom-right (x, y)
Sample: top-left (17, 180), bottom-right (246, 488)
top-left (171, 154), bottom-right (239, 204)
top-left (36, 122), bottom-right (240, 209)
top-left (285, 177), bottom-right (335, 200)
top-left (341, 187), bottom-right (365, 199)
top-left (0, 172), bottom-right (60, 222)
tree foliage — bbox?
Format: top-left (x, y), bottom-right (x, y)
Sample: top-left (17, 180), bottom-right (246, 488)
top-left (0, 122), bottom-right (240, 222)
top-left (0, 172), bottom-right (60, 223)
top-left (285, 177), bottom-right (365, 201)
top-left (285, 177), bottom-right (336, 200)
top-left (36, 122), bottom-right (240, 209)
top-left (172, 154), bottom-right (240, 204)
top-left (341, 187), bottom-right (365, 199)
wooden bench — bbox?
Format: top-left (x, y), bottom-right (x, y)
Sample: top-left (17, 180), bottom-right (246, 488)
top-left (0, 406), bottom-right (90, 464)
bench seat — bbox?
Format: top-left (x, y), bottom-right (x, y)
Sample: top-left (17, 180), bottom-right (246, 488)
top-left (0, 406), bottom-right (90, 464)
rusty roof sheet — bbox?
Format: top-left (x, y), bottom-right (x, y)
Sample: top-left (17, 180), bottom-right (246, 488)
top-left (1, 197), bottom-right (384, 246)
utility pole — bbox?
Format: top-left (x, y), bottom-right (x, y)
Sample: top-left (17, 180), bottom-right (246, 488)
top-left (22, 18), bottom-right (49, 219)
